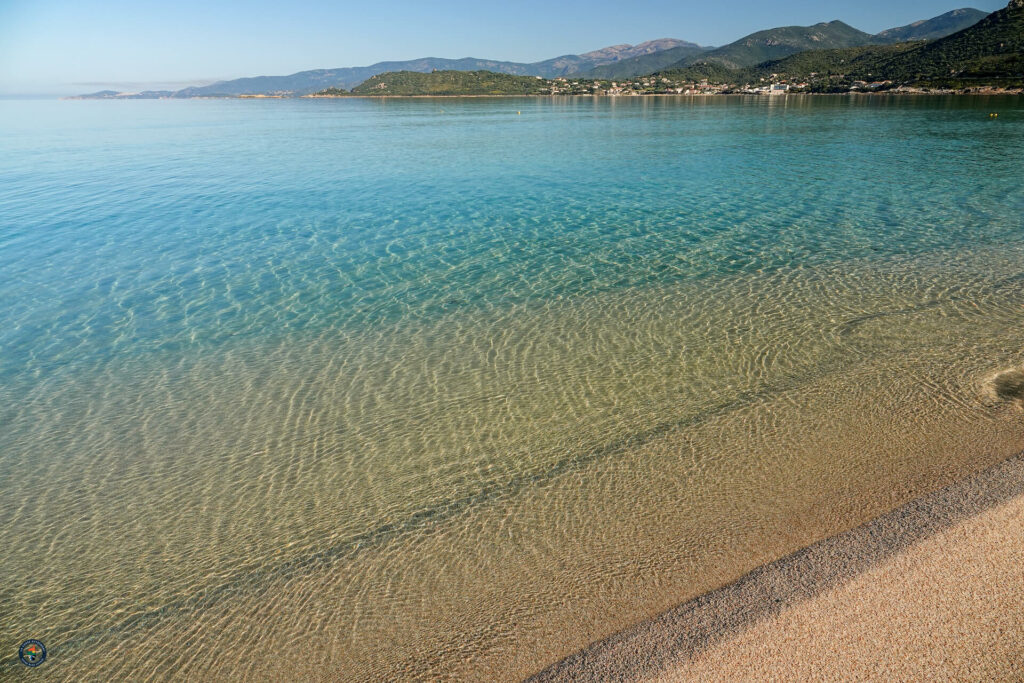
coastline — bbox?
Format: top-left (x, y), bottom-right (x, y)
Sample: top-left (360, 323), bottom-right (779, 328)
top-left (303, 89), bottom-right (1024, 99)
top-left (64, 89), bottom-right (1024, 101)
top-left (530, 450), bottom-right (1024, 681)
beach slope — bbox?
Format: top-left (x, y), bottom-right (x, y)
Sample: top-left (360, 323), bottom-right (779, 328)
top-left (531, 452), bottom-right (1024, 681)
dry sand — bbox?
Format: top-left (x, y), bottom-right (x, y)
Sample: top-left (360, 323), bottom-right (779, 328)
top-left (531, 452), bottom-right (1024, 682)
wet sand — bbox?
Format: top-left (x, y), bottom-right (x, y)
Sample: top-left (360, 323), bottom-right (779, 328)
top-left (531, 451), bottom-right (1024, 682)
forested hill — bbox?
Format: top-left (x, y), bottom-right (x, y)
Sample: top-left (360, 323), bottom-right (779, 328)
top-left (759, 0), bottom-right (1022, 87)
top-left (882, 0), bottom-right (1024, 84)
top-left (345, 70), bottom-right (550, 96)
top-left (667, 20), bottom-right (877, 70)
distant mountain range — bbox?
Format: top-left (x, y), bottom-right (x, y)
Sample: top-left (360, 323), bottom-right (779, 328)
top-left (581, 44), bottom-right (712, 79)
top-left (72, 8), bottom-right (992, 99)
top-left (76, 39), bottom-right (703, 99)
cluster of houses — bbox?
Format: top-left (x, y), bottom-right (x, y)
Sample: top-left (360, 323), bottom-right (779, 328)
top-left (538, 73), bottom-right (897, 97)
top-left (541, 77), bottom-right (791, 96)
top-left (542, 76), bottom-right (737, 96)
top-left (736, 79), bottom-right (892, 93)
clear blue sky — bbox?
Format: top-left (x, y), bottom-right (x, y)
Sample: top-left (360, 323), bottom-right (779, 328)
top-left (0, 0), bottom-right (1007, 95)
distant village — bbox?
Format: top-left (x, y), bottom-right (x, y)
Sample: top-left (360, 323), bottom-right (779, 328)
top-left (541, 75), bottom-right (896, 96)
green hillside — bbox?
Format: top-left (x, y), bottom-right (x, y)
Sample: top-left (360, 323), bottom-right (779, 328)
top-left (346, 70), bottom-right (549, 96)
top-left (656, 61), bottom-right (748, 85)
top-left (581, 7), bottom-right (988, 82)
top-left (746, 43), bottom-right (922, 81)
top-left (884, 0), bottom-right (1024, 85)
top-left (653, 0), bottom-right (1023, 91)
top-left (753, 0), bottom-right (1024, 88)
top-left (669, 20), bottom-right (879, 70)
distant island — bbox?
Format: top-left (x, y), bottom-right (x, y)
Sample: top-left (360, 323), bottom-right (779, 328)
top-left (70, 2), bottom-right (1023, 100)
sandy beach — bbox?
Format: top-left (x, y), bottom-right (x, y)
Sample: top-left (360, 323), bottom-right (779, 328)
top-left (532, 451), bottom-right (1024, 682)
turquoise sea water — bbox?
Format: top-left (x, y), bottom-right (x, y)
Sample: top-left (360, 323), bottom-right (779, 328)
top-left (1, 96), bottom-right (1023, 679)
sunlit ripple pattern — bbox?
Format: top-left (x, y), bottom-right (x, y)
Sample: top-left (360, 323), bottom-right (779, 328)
top-left (1, 95), bottom-right (1023, 680)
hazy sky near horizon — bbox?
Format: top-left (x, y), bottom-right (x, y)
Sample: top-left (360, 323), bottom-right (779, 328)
top-left (0, 0), bottom-right (1007, 94)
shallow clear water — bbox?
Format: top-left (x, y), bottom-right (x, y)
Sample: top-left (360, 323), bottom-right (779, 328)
top-left (1, 95), bottom-right (1023, 680)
